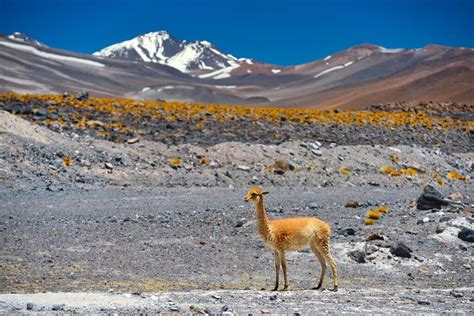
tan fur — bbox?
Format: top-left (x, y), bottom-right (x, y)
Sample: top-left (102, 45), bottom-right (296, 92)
top-left (244, 187), bottom-right (338, 291)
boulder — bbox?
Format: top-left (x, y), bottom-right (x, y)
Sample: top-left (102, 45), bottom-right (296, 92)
top-left (348, 250), bottom-right (366, 263)
top-left (458, 228), bottom-right (474, 242)
top-left (416, 185), bottom-right (449, 210)
top-left (390, 242), bottom-right (412, 258)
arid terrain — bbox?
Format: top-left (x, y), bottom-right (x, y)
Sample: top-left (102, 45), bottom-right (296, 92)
top-left (0, 94), bottom-right (473, 313)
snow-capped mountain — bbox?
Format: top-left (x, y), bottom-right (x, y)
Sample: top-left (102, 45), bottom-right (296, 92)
top-left (93, 31), bottom-right (259, 75)
top-left (2, 31), bottom-right (473, 108)
top-left (8, 32), bottom-right (46, 47)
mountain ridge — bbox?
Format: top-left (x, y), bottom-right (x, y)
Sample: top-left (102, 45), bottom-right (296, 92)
top-left (1, 31), bottom-right (473, 108)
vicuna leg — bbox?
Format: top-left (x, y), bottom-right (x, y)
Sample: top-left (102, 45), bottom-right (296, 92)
top-left (319, 239), bottom-right (338, 291)
top-left (325, 252), bottom-right (338, 291)
top-left (311, 242), bottom-right (326, 290)
top-left (280, 251), bottom-right (289, 290)
top-left (272, 251), bottom-right (280, 291)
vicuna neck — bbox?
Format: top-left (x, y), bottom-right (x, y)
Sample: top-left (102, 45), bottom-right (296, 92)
top-left (256, 197), bottom-right (271, 238)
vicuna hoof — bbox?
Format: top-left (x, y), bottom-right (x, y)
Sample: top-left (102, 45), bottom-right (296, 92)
top-left (312, 284), bottom-right (323, 290)
top-left (329, 286), bottom-right (338, 292)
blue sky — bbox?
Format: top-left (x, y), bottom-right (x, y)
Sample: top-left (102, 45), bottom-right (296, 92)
top-left (0, 0), bottom-right (472, 65)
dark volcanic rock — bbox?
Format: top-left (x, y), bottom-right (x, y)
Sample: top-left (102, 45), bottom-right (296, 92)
top-left (348, 250), bottom-right (366, 263)
top-left (26, 303), bottom-right (36, 311)
top-left (458, 228), bottom-right (474, 242)
top-left (390, 242), bottom-right (412, 258)
top-left (416, 185), bottom-right (449, 210)
top-left (339, 227), bottom-right (356, 236)
top-left (51, 304), bottom-right (65, 311)
top-left (450, 290), bottom-right (464, 298)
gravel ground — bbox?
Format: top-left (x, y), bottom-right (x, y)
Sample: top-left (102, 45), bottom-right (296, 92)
top-left (0, 106), bottom-right (473, 313)
top-left (1, 186), bottom-right (473, 313)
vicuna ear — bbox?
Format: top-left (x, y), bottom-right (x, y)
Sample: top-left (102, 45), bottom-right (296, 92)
top-left (261, 191), bottom-right (270, 195)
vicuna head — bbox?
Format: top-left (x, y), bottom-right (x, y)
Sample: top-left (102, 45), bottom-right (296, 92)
top-left (244, 187), bottom-right (269, 203)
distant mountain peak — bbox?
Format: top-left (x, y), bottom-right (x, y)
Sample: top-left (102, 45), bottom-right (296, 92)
top-left (8, 32), bottom-right (46, 47)
top-left (93, 30), bottom-right (245, 74)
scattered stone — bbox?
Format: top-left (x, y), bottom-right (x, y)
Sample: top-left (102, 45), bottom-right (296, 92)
top-left (86, 120), bottom-right (105, 128)
top-left (416, 185), bottom-right (449, 210)
top-left (308, 142), bottom-right (320, 150)
top-left (390, 242), bottom-right (412, 258)
top-left (345, 198), bottom-right (359, 208)
top-left (75, 91), bottom-right (89, 101)
top-left (288, 160), bottom-right (298, 171)
top-left (127, 137), bottom-right (140, 144)
top-left (348, 250), bottom-right (366, 263)
top-left (435, 225), bottom-right (445, 234)
top-left (367, 232), bottom-right (387, 241)
top-left (417, 217), bottom-right (432, 225)
top-left (199, 240), bottom-right (208, 245)
top-left (235, 218), bottom-right (246, 228)
top-left (450, 290), bottom-right (463, 298)
top-left (221, 304), bottom-right (230, 312)
top-left (329, 142), bottom-right (337, 148)
top-left (457, 228), bottom-right (474, 242)
top-left (51, 304), bottom-right (65, 311)
top-left (439, 216), bottom-right (454, 222)
top-left (417, 300), bottom-right (430, 305)
top-left (237, 165), bottom-right (250, 171)
top-left (308, 202), bottom-right (320, 210)
top-left (269, 294), bottom-right (277, 301)
top-left (261, 309), bottom-right (271, 314)
top-left (311, 149), bottom-right (322, 156)
top-left (448, 192), bottom-right (463, 201)
top-left (338, 227), bottom-right (356, 236)
top-left (462, 263), bottom-right (471, 270)
top-left (104, 162), bottom-right (114, 170)
top-left (26, 303), bottom-right (36, 311)
top-left (169, 306), bottom-right (180, 312)
top-left (46, 185), bottom-right (62, 192)
top-left (211, 294), bottom-right (222, 300)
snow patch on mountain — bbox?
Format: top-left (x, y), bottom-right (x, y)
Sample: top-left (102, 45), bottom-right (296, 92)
top-left (0, 40), bottom-right (104, 68)
top-left (314, 60), bottom-right (355, 78)
top-left (198, 62), bottom-right (240, 79)
top-left (8, 32), bottom-right (46, 47)
top-left (378, 47), bottom-right (405, 54)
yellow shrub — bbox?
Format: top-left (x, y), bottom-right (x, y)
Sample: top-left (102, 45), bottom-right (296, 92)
top-left (447, 171), bottom-right (467, 181)
top-left (367, 210), bottom-right (382, 219)
top-left (380, 166), bottom-right (401, 177)
top-left (340, 168), bottom-right (350, 176)
top-left (62, 156), bottom-right (73, 167)
top-left (401, 168), bottom-right (417, 176)
top-left (364, 218), bottom-right (376, 225)
top-left (378, 206), bottom-right (389, 214)
top-left (169, 157), bottom-right (182, 166)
